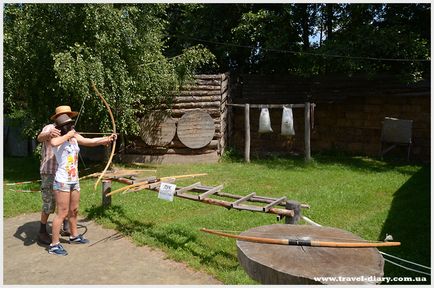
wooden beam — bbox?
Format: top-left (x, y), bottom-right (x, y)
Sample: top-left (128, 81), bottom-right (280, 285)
top-left (231, 192), bottom-right (256, 207)
top-left (304, 102), bottom-right (311, 162)
top-left (263, 197), bottom-right (287, 212)
top-left (198, 184), bottom-right (224, 200)
top-left (232, 204), bottom-right (264, 212)
top-left (176, 182), bottom-right (201, 195)
top-left (245, 103), bottom-right (250, 163)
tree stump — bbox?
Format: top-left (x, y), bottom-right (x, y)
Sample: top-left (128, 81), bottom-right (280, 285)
top-left (176, 110), bottom-right (215, 149)
top-left (237, 224), bottom-right (385, 285)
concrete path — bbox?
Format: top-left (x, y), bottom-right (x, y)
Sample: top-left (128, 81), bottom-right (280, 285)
top-left (3, 213), bottom-right (221, 285)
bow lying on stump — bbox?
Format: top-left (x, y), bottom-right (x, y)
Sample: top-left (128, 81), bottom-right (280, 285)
top-left (200, 228), bottom-right (401, 248)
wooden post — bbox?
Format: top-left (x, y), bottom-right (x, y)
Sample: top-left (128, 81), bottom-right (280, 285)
top-left (285, 200), bottom-right (301, 224)
top-left (102, 180), bottom-right (112, 207)
top-left (245, 103), bottom-right (250, 163)
top-left (304, 102), bottom-right (311, 162)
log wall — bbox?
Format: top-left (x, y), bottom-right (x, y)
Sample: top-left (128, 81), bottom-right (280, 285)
top-left (121, 73), bottom-right (229, 164)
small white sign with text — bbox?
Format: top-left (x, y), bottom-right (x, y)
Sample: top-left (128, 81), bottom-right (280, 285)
top-left (158, 182), bottom-right (176, 202)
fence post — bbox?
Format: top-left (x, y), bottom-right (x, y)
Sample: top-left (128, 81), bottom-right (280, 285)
top-left (304, 102), bottom-right (311, 162)
top-left (245, 103), bottom-right (250, 163)
top-left (285, 200), bottom-right (301, 224)
top-left (102, 180), bottom-right (112, 207)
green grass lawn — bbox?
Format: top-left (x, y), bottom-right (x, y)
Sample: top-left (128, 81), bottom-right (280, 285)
top-left (3, 154), bottom-right (430, 284)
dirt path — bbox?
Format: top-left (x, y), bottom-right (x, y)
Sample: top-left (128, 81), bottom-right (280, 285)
top-left (3, 213), bottom-right (221, 285)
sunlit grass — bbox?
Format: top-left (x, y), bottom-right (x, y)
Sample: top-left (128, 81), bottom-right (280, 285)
top-left (3, 154), bottom-right (429, 284)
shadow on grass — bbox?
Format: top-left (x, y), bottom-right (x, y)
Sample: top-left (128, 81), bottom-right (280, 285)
top-left (85, 204), bottom-right (238, 270)
top-left (379, 166), bottom-right (431, 284)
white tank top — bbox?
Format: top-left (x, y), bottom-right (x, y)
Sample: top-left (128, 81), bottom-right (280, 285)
top-left (53, 138), bottom-right (80, 184)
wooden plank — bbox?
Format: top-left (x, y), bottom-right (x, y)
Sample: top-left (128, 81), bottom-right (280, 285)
top-left (194, 74), bottom-right (223, 80)
top-left (133, 176), bottom-right (157, 184)
top-left (198, 184), bottom-right (224, 200)
top-left (263, 197), bottom-right (287, 212)
top-left (173, 95), bottom-right (222, 103)
top-left (171, 109), bottom-right (220, 118)
top-left (176, 182), bottom-right (201, 195)
top-left (178, 90), bottom-right (222, 96)
top-left (231, 192), bottom-right (256, 207)
top-left (232, 204), bottom-right (264, 212)
top-left (172, 101), bottom-right (221, 109)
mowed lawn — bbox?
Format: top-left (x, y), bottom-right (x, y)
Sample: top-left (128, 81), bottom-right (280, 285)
top-left (3, 154), bottom-right (430, 284)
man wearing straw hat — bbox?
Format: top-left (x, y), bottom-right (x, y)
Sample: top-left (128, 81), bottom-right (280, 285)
top-left (36, 106), bottom-right (78, 245)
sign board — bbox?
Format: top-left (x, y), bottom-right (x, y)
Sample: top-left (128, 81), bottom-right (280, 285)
top-left (158, 182), bottom-right (176, 202)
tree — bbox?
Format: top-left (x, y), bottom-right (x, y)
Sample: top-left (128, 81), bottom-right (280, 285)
top-left (317, 4), bottom-right (430, 81)
top-left (4, 3), bottom-right (215, 138)
top-left (164, 3), bottom-right (429, 80)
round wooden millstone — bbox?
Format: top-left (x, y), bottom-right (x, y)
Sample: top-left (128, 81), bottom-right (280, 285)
top-left (176, 110), bottom-right (215, 149)
top-left (237, 224), bottom-right (384, 285)
top-left (139, 113), bottom-right (176, 147)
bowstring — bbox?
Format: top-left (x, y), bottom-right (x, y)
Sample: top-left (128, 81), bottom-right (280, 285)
top-left (75, 93), bottom-right (89, 170)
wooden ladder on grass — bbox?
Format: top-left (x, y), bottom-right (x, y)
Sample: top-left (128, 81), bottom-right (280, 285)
top-left (163, 182), bottom-right (292, 217)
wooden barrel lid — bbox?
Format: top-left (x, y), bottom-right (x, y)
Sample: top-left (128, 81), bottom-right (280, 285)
top-left (237, 224), bottom-right (384, 285)
top-left (139, 113), bottom-right (176, 147)
top-left (177, 110), bottom-right (215, 149)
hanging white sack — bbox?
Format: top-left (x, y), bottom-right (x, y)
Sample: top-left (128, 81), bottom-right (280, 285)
top-left (258, 107), bottom-right (273, 133)
top-left (281, 106), bottom-right (295, 136)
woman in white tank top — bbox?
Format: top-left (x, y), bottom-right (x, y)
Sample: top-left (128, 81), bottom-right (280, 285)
top-left (48, 114), bottom-right (116, 256)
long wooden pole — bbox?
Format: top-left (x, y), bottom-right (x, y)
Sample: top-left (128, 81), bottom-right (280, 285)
top-left (245, 103), bottom-right (250, 163)
top-left (304, 102), bottom-right (311, 162)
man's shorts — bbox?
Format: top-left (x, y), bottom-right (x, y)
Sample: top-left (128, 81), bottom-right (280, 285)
top-left (41, 174), bottom-right (55, 214)
top-left (53, 180), bottom-right (80, 193)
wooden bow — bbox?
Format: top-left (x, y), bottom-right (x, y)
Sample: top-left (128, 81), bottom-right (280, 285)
top-left (200, 228), bottom-right (401, 248)
top-left (91, 81), bottom-right (117, 190)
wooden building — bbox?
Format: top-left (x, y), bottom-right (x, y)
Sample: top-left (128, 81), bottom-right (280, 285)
top-left (119, 74), bottom-right (229, 164)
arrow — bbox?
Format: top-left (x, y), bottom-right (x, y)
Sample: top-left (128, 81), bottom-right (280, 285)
top-left (105, 173), bottom-right (208, 197)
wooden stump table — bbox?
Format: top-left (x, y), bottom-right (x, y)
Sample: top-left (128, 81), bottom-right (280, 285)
top-left (237, 224), bottom-right (385, 285)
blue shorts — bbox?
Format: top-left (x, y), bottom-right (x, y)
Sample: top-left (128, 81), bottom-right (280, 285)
top-left (53, 180), bottom-right (80, 193)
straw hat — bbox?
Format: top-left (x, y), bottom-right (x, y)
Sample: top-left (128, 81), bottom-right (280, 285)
top-left (54, 114), bottom-right (75, 128)
top-left (50, 105), bottom-right (79, 120)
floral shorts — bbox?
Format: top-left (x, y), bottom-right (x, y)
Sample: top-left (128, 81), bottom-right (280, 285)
top-left (53, 180), bottom-right (80, 193)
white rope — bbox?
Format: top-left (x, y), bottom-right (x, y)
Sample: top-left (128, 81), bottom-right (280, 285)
top-left (301, 215), bottom-right (431, 276)
top-left (380, 251), bottom-right (431, 270)
top-left (301, 215), bottom-right (322, 227)
top-left (383, 258), bottom-right (431, 276)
